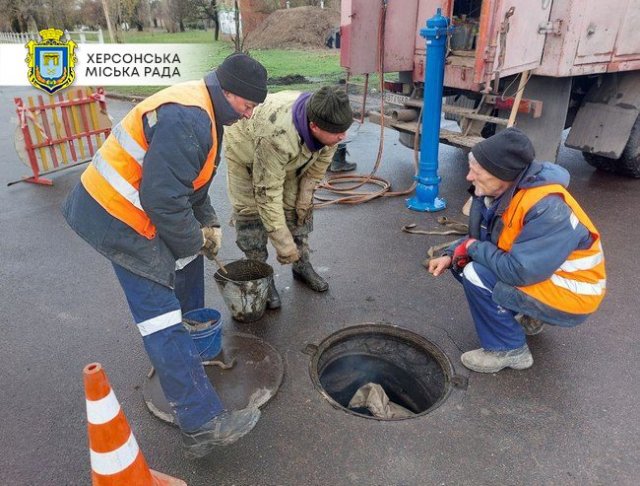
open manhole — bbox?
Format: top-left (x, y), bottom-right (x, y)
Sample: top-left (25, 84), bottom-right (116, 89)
top-left (309, 325), bottom-right (453, 420)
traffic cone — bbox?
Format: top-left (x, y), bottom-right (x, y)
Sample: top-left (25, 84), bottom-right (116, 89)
top-left (83, 362), bottom-right (187, 486)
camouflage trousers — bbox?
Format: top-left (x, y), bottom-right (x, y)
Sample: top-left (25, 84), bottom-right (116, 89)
top-left (234, 210), bottom-right (313, 263)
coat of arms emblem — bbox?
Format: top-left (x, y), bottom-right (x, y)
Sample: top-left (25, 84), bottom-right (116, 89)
top-left (25, 28), bottom-right (77, 94)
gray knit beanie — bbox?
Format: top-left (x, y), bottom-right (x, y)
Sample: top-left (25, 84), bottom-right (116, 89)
top-left (307, 86), bottom-right (353, 133)
top-left (471, 127), bottom-right (535, 181)
top-left (216, 53), bottom-right (268, 103)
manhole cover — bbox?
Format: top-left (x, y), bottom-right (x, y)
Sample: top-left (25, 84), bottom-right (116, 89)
top-left (143, 332), bottom-right (284, 424)
top-left (309, 325), bottom-right (453, 420)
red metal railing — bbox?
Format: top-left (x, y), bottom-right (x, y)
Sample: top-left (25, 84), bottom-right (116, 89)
top-left (11, 87), bottom-right (111, 186)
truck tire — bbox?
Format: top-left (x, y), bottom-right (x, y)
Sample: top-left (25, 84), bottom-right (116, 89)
top-left (582, 152), bottom-right (620, 174)
top-left (583, 114), bottom-right (640, 178)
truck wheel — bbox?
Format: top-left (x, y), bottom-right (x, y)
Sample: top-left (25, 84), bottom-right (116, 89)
top-left (582, 152), bottom-right (619, 174)
top-left (583, 114), bottom-right (640, 178)
top-left (619, 114), bottom-right (640, 178)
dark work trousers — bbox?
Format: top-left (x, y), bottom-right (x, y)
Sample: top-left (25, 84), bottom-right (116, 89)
top-left (112, 255), bottom-right (223, 432)
top-left (452, 261), bottom-right (526, 351)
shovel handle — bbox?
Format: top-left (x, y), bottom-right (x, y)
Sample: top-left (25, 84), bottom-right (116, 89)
top-left (213, 255), bottom-right (228, 274)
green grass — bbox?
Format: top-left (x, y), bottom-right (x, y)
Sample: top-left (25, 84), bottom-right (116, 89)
top-left (120, 30), bottom-right (216, 44)
top-left (107, 29), bottom-right (344, 98)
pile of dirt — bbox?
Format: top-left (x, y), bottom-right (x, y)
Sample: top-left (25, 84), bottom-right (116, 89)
top-left (246, 6), bottom-right (340, 50)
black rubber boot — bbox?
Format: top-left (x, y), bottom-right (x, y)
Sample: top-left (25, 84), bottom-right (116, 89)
top-left (329, 143), bottom-right (357, 172)
top-left (287, 213), bottom-right (328, 292)
top-left (182, 407), bottom-right (261, 459)
top-left (292, 261), bottom-right (329, 292)
top-left (266, 279), bottom-right (281, 309)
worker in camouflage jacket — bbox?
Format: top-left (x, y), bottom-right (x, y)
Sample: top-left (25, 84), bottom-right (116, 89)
top-left (428, 128), bottom-right (606, 374)
top-left (224, 86), bottom-right (353, 308)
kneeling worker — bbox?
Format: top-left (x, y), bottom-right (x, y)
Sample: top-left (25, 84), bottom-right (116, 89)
top-left (62, 54), bottom-right (268, 458)
top-left (428, 128), bottom-right (606, 373)
top-left (224, 86), bottom-right (353, 308)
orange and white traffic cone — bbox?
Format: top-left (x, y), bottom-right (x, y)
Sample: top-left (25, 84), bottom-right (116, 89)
top-left (83, 362), bottom-right (187, 486)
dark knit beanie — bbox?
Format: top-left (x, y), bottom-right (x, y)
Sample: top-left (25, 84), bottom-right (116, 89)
top-left (216, 53), bottom-right (268, 103)
top-left (307, 86), bottom-right (353, 133)
top-left (471, 127), bottom-right (535, 181)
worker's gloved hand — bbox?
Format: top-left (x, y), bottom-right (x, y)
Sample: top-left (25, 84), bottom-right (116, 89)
top-left (268, 227), bottom-right (299, 264)
top-left (452, 238), bottom-right (476, 272)
top-left (201, 226), bottom-right (222, 260)
top-left (295, 177), bottom-right (317, 227)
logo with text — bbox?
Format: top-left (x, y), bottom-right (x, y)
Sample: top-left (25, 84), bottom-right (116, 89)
top-left (25, 28), bottom-right (77, 94)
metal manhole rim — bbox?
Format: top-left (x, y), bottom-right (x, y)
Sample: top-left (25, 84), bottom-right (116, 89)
top-left (307, 323), bottom-right (455, 421)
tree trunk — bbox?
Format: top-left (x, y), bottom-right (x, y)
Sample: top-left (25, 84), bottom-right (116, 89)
top-left (101, 0), bottom-right (117, 43)
top-left (233, 0), bottom-right (241, 52)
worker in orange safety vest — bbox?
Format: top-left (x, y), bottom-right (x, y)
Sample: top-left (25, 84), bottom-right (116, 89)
top-left (428, 128), bottom-right (606, 373)
top-left (62, 53), bottom-right (267, 459)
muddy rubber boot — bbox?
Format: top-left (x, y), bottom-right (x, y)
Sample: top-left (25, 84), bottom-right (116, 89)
top-left (329, 143), bottom-right (357, 172)
top-left (182, 407), bottom-right (261, 459)
top-left (288, 223), bottom-right (328, 292)
top-left (461, 344), bottom-right (533, 373)
top-left (266, 279), bottom-right (281, 309)
top-left (515, 314), bottom-right (546, 335)
top-left (292, 261), bottom-right (329, 292)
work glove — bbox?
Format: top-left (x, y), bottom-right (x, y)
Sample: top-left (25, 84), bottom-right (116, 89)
top-left (268, 227), bottom-right (300, 264)
top-left (295, 177), bottom-right (317, 227)
top-left (452, 238), bottom-right (476, 272)
top-left (201, 226), bottom-right (222, 260)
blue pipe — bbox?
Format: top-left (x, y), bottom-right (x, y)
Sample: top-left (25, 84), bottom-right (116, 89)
top-left (406, 8), bottom-right (452, 212)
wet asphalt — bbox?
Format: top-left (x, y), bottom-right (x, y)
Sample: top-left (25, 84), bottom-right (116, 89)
top-left (1, 86), bottom-right (639, 485)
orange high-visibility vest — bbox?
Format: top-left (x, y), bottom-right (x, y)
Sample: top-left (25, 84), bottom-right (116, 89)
top-left (81, 80), bottom-right (218, 239)
top-left (497, 184), bottom-right (606, 314)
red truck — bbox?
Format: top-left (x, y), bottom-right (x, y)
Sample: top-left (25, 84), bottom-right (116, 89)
top-left (340, 0), bottom-right (640, 177)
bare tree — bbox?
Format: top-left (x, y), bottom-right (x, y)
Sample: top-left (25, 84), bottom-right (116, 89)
top-left (78, 0), bottom-right (107, 29)
top-left (100, 0), bottom-right (123, 42)
top-left (149, 0), bottom-right (163, 28)
top-left (1, 0), bottom-right (77, 32)
top-left (118, 0), bottom-right (149, 31)
top-left (232, 0), bottom-right (242, 51)
top-left (165, 0), bottom-right (196, 32)
top-left (192, 0), bottom-right (219, 40)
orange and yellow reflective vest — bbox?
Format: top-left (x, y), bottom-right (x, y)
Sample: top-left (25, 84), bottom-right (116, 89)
top-left (81, 80), bottom-right (218, 239)
top-left (498, 184), bottom-right (606, 314)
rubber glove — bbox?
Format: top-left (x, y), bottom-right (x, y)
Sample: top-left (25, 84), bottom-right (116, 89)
top-left (452, 238), bottom-right (476, 272)
top-left (268, 227), bottom-right (299, 264)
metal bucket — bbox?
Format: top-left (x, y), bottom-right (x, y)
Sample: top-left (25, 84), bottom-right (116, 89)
top-left (183, 308), bottom-right (223, 360)
top-left (214, 259), bottom-right (273, 322)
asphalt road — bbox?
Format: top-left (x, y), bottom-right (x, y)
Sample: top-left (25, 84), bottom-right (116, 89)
top-left (1, 85), bottom-right (639, 485)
